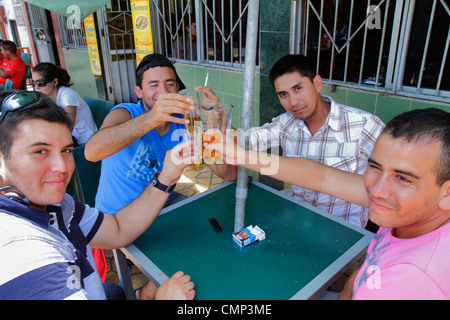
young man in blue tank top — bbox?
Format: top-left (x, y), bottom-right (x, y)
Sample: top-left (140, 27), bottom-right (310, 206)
top-left (85, 54), bottom-right (236, 215)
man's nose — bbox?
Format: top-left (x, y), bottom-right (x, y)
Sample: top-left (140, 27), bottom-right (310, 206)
top-left (368, 175), bottom-right (391, 199)
top-left (50, 153), bottom-right (69, 173)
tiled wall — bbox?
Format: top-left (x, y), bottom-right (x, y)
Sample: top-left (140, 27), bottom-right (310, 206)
top-left (63, 48), bottom-right (100, 99)
top-left (259, 0), bottom-right (291, 126)
top-left (257, 0), bottom-right (291, 189)
top-left (322, 85), bottom-right (450, 124)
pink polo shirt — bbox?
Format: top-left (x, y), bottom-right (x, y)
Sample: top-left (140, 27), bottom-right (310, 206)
top-left (353, 223), bottom-right (450, 300)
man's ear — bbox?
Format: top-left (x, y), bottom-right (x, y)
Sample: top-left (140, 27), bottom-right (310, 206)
top-left (438, 181), bottom-right (450, 211)
top-left (134, 85), bottom-right (143, 99)
top-left (313, 74), bottom-right (322, 93)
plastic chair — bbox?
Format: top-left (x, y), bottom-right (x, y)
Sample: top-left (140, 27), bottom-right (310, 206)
top-left (4, 79), bottom-right (13, 90)
top-left (71, 144), bottom-right (102, 207)
top-left (82, 97), bottom-right (114, 128)
top-left (71, 144), bottom-right (107, 281)
top-left (17, 47), bottom-right (31, 56)
top-left (19, 52), bottom-right (32, 90)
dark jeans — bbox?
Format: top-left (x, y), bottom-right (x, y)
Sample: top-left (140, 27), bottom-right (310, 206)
top-left (103, 282), bottom-right (126, 300)
top-left (164, 191), bottom-right (188, 208)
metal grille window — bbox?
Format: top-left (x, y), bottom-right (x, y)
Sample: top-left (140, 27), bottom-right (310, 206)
top-left (152, 0), bottom-right (258, 68)
top-left (26, 3), bottom-right (57, 62)
top-left (100, 0), bottom-right (137, 103)
top-left (293, 0), bottom-right (450, 101)
top-left (56, 14), bottom-right (87, 49)
top-left (397, 0), bottom-right (449, 97)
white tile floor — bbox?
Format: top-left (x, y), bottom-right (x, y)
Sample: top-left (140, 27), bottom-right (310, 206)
top-left (174, 165), bottom-right (224, 197)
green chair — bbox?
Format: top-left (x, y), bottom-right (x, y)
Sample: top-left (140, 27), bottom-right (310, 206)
top-left (19, 52), bottom-right (32, 90)
top-left (4, 79), bottom-right (13, 90)
top-left (82, 97), bottom-right (114, 129)
top-left (68, 98), bottom-right (113, 204)
top-left (70, 144), bottom-right (108, 283)
top-left (66, 171), bottom-right (77, 197)
top-left (70, 145), bottom-right (102, 207)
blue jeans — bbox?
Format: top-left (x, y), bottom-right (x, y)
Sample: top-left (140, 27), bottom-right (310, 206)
top-left (164, 191), bottom-right (188, 208)
top-left (103, 282), bottom-right (126, 300)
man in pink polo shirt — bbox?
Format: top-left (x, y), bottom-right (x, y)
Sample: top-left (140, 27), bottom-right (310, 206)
top-left (210, 108), bottom-right (450, 299)
top-left (338, 108), bottom-right (450, 300)
top-left (0, 40), bottom-right (26, 90)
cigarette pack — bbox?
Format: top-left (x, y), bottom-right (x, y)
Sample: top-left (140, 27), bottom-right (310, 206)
top-left (232, 225), bottom-right (265, 248)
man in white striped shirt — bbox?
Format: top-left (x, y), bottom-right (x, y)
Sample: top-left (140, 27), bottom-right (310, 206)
top-left (249, 55), bottom-right (385, 227)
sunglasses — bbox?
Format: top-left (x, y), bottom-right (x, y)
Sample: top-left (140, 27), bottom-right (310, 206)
top-left (0, 91), bottom-right (41, 123)
top-left (31, 78), bottom-right (51, 88)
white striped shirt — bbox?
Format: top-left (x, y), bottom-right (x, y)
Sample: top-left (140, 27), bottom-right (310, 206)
top-left (0, 194), bottom-right (105, 300)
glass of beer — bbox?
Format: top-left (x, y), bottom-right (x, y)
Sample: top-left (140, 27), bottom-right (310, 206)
top-left (184, 92), bottom-right (200, 134)
top-left (183, 126), bottom-right (204, 170)
top-left (203, 120), bottom-right (224, 164)
top-left (183, 92), bottom-right (204, 170)
top-left (199, 103), bottom-right (233, 133)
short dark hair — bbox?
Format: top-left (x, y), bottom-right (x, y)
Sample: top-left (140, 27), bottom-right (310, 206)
top-left (1, 40), bottom-right (17, 54)
top-left (0, 90), bottom-right (72, 159)
top-left (383, 108), bottom-right (450, 186)
top-left (269, 54), bottom-right (317, 87)
top-left (135, 53), bottom-right (186, 90)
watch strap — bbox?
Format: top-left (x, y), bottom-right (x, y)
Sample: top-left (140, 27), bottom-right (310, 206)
top-left (151, 172), bottom-right (176, 193)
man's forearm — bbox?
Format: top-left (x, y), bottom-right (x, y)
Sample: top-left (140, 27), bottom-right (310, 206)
top-left (114, 185), bottom-right (170, 246)
top-left (337, 267), bottom-right (360, 300)
top-left (230, 149), bottom-right (369, 208)
top-left (0, 69), bottom-right (10, 78)
top-left (90, 143), bottom-right (189, 250)
top-left (85, 115), bottom-right (154, 161)
top-left (91, 172), bottom-right (174, 249)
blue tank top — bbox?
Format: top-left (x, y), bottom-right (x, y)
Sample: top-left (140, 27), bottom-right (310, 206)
top-left (95, 101), bottom-right (184, 214)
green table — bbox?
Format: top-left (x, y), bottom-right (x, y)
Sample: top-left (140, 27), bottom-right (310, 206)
top-left (118, 181), bottom-right (373, 300)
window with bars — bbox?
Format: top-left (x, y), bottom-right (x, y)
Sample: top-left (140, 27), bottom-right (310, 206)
top-left (152, 0), bottom-right (258, 68)
top-left (295, 0), bottom-right (449, 101)
top-left (399, 0), bottom-right (449, 97)
top-left (56, 14), bottom-right (87, 49)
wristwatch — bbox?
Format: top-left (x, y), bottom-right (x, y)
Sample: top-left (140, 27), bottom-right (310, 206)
top-left (151, 172), bottom-right (176, 193)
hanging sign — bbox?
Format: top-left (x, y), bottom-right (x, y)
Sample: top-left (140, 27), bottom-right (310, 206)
top-left (84, 14), bottom-right (102, 76)
top-left (130, 0), bottom-right (154, 66)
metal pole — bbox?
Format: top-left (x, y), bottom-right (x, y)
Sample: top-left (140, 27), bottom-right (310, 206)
top-left (234, 0), bottom-right (260, 233)
top-left (289, 0), bottom-right (301, 54)
top-left (195, 0), bottom-right (204, 62)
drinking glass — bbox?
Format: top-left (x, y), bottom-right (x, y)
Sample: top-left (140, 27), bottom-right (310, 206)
top-left (203, 120), bottom-right (224, 164)
top-left (183, 92), bottom-right (204, 170)
top-left (184, 92), bottom-right (201, 135)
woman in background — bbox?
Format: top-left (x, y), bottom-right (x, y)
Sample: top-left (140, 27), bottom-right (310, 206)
top-left (32, 62), bottom-right (97, 146)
